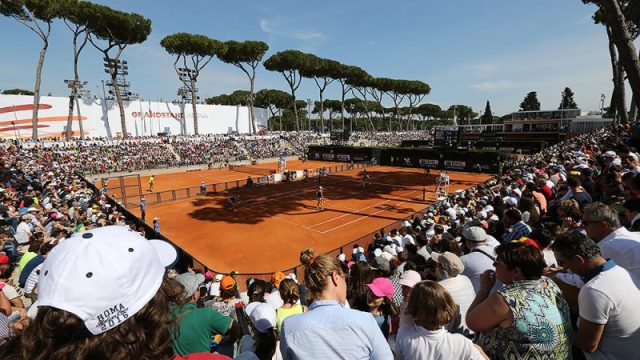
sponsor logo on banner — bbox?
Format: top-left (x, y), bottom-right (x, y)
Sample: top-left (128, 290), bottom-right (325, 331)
top-left (337, 154), bottom-right (350, 161)
top-left (444, 160), bottom-right (466, 169)
top-left (353, 155), bottom-right (365, 161)
top-left (314, 152), bottom-right (320, 160)
top-left (419, 159), bottom-right (439, 166)
top-left (322, 153), bottom-right (334, 160)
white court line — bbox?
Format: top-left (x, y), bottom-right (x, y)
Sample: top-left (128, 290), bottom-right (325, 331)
top-left (270, 215), bottom-right (324, 233)
top-left (309, 197), bottom-right (396, 228)
top-left (318, 190), bottom-right (422, 234)
top-left (309, 185), bottom-right (422, 228)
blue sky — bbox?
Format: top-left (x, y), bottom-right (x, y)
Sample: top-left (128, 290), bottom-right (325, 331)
top-left (0, 0), bottom-right (633, 116)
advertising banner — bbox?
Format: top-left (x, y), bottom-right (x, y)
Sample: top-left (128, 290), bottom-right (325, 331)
top-left (0, 95), bottom-right (268, 138)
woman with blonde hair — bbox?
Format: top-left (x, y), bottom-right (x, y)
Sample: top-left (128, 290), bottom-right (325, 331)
top-left (396, 281), bottom-right (488, 359)
top-left (279, 248), bottom-right (393, 359)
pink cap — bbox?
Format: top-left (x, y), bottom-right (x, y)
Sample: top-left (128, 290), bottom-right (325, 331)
top-left (367, 277), bottom-right (394, 299)
top-left (204, 271), bottom-right (213, 281)
top-left (398, 270), bottom-right (422, 288)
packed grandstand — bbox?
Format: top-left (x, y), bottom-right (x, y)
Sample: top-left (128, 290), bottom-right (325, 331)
top-left (0, 124), bottom-right (639, 360)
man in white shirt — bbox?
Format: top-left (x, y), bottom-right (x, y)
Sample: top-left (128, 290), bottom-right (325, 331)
top-left (400, 227), bottom-right (415, 248)
top-left (582, 203), bottom-right (640, 279)
top-left (16, 215), bottom-right (32, 236)
top-left (552, 232), bottom-right (640, 359)
top-left (460, 227), bottom-right (497, 293)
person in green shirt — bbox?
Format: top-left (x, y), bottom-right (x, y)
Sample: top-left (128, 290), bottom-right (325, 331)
top-left (172, 272), bottom-right (240, 356)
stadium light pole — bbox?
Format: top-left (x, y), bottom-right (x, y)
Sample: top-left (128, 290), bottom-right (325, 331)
top-left (307, 98), bottom-right (312, 131)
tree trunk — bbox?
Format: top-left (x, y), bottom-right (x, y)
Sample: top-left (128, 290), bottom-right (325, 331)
top-left (319, 96), bottom-right (324, 134)
top-left (75, 96), bottom-right (84, 139)
top-left (292, 95), bottom-right (299, 131)
top-left (340, 82), bottom-right (346, 131)
top-left (66, 95), bottom-right (75, 139)
top-left (249, 75), bottom-right (257, 134)
top-left (279, 109), bottom-right (283, 131)
top-left (616, 61), bottom-right (628, 123)
top-left (601, 0), bottom-right (640, 107)
top-left (629, 48), bottom-right (640, 122)
top-left (191, 81), bottom-right (199, 135)
top-left (32, 40), bottom-right (48, 140)
top-left (607, 26), bottom-right (620, 121)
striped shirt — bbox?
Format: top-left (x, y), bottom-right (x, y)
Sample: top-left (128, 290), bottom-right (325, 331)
top-left (280, 300), bottom-right (393, 360)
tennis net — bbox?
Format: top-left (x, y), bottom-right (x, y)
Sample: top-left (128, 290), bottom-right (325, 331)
top-left (320, 175), bottom-right (432, 202)
top-left (229, 164), bottom-right (275, 177)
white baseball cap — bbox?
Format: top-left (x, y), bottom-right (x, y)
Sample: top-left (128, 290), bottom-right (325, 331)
top-left (38, 226), bottom-right (177, 335)
top-left (246, 302), bottom-right (277, 333)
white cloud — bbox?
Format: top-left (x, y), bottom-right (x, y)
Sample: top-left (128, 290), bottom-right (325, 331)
top-left (470, 80), bottom-right (514, 91)
top-left (259, 18), bottom-right (327, 46)
top-left (464, 63), bottom-right (499, 77)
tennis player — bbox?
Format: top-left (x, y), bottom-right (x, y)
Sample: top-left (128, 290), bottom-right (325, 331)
top-left (148, 175), bottom-right (155, 192)
top-left (227, 195), bottom-right (240, 212)
top-left (363, 169), bottom-right (370, 189)
top-left (316, 186), bottom-right (324, 210)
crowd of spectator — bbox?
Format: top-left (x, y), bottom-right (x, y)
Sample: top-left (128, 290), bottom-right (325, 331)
top-left (1, 124), bottom-right (639, 359)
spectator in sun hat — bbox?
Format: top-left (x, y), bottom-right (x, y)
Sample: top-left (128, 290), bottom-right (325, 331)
top-left (172, 270), bottom-right (240, 356)
top-left (0, 225), bottom-right (180, 360)
top-left (366, 277), bottom-right (398, 339)
top-left (431, 251), bottom-right (475, 335)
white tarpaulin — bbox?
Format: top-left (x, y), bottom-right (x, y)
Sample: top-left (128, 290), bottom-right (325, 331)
top-left (0, 94), bottom-right (268, 138)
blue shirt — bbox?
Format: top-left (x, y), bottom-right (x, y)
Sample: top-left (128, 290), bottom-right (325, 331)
top-left (280, 300), bottom-right (393, 360)
top-left (501, 221), bottom-right (531, 243)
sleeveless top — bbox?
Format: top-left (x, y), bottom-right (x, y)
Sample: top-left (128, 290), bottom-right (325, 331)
top-left (276, 304), bottom-right (304, 335)
top-left (477, 277), bottom-right (572, 360)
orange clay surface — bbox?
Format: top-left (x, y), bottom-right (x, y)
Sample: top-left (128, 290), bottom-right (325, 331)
top-left (125, 161), bottom-right (492, 274)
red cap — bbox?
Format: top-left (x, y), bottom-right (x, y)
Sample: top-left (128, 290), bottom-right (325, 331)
top-left (0, 254), bottom-right (9, 265)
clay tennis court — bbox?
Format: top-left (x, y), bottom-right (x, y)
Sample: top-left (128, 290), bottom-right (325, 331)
top-left (102, 160), bottom-right (348, 202)
top-left (122, 161), bottom-right (492, 274)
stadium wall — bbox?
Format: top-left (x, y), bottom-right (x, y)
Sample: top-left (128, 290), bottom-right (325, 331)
top-left (0, 94), bottom-right (268, 138)
top-left (307, 145), bottom-right (503, 173)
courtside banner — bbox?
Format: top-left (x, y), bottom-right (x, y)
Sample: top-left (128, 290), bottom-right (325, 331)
top-left (419, 159), bottom-right (439, 167)
top-left (0, 94), bottom-right (268, 138)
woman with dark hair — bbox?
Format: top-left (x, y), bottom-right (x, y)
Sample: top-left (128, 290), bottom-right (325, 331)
top-left (396, 281), bottom-right (488, 359)
top-left (366, 277), bottom-right (399, 339)
top-left (466, 242), bottom-right (572, 359)
top-left (347, 261), bottom-right (374, 311)
top-left (279, 248), bottom-right (393, 358)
